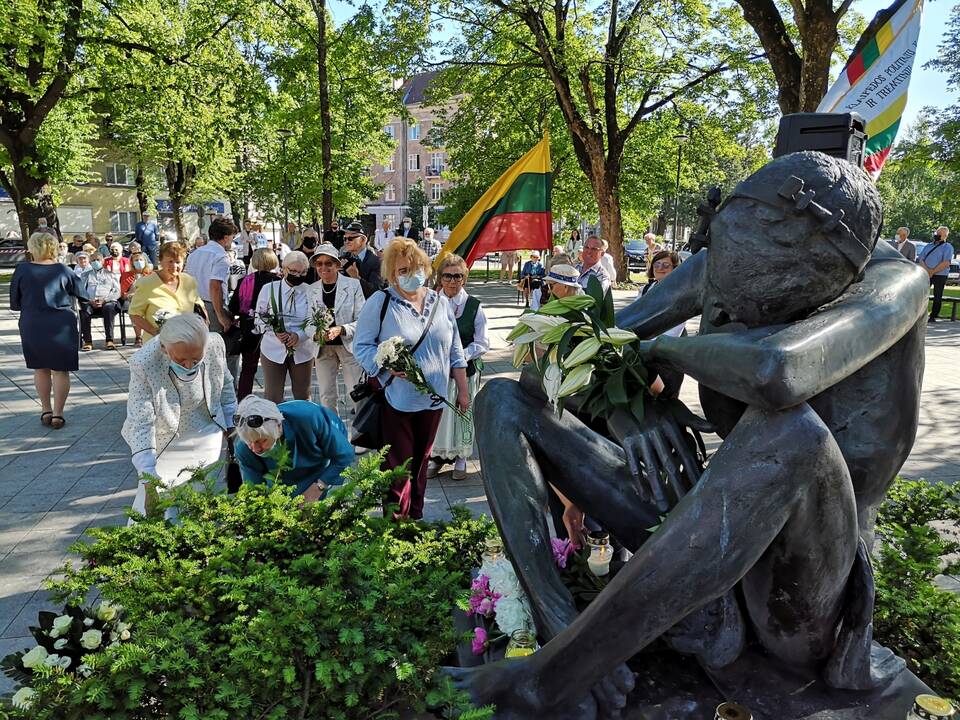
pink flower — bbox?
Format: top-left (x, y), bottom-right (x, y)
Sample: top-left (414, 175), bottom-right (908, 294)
top-left (467, 574), bottom-right (501, 618)
top-left (471, 626), bottom-right (488, 655)
top-left (551, 538), bottom-right (578, 569)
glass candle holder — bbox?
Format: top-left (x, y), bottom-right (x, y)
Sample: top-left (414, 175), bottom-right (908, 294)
top-left (505, 629), bottom-right (537, 658)
top-left (483, 537), bottom-right (504, 564)
top-left (715, 702), bottom-right (752, 720)
top-left (907, 694), bottom-right (955, 719)
top-left (586, 531), bottom-right (612, 577)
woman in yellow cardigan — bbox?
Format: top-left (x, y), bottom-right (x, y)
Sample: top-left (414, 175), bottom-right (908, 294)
top-left (128, 242), bottom-right (204, 341)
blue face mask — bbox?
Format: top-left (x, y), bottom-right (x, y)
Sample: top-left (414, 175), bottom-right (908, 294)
top-left (398, 270), bottom-right (426, 292)
top-left (133, 260), bottom-right (146, 270)
top-left (90, 261), bottom-right (103, 271)
top-left (169, 359), bottom-right (202, 381)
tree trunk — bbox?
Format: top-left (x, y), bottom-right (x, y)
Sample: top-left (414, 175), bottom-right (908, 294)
top-left (135, 162), bottom-right (149, 215)
top-left (594, 176), bottom-right (626, 280)
top-left (164, 159), bottom-right (196, 244)
top-left (0, 161), bottom-right (60, 240)
top-left (798, 12), bottom-right (839, 111)
top-left (313, 0), bottom-right (334, 228)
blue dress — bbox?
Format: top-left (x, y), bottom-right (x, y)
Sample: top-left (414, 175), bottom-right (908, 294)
top-left (10, 263), bottom-right (89, 371)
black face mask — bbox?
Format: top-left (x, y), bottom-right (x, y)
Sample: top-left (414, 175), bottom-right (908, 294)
top-left (286, 274), bottom-right (306, 286)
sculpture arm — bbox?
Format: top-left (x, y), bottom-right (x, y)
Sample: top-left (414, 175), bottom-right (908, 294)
top-left (645, 258), bottom-right (929, 410)
top-left (614, 249), bottom-right (705, 338)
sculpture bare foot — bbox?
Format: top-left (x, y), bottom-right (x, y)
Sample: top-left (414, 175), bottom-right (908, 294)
top-left (444, 659), bottom-right (635, 719)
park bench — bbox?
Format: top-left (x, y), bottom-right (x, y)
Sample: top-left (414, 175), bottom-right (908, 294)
top-left (931, 295), bottom-right (960, 321)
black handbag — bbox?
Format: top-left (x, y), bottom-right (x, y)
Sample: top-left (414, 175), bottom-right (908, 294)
top-left (350, 291), bottom-right (439, 449)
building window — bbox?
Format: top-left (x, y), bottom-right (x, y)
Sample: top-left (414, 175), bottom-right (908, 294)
top-left (384, 125), bottom-right (395, 140)
top-left (104, 164), bottom-right (135, 186)
top-left (384, 184), bottom-right (396, 202)
top-left (109, 210), bottom-right (139, 233)
top-left (408, 154), bottom-right (420, 171)
top-left (385, 156), bottom-right (395, 173)
top-left (429, 152), bottom-right (444, 176)
top-left (430, 183), bottom-right (442, 202)
top-left (409, 123), bottom-right (420, 141)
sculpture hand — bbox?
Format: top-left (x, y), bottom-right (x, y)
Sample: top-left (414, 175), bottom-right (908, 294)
top-left (607, 400), bottom-right (708, 513)
top-left (590, 662), bottom-right (635, 719)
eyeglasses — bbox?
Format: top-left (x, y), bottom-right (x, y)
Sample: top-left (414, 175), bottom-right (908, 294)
top-left (314, 260), bottom-right (338, 268)
top-left (234, 414), bottom-right (267, 428)
top-left (652, 261), bottom-right (675, 270)
top-left (441, 273), bottom-right (464, 282)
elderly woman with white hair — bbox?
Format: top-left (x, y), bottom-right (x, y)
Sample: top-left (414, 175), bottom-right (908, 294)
top-left (233, 395), bottom-right (353, 501)
top-left (254, 250), bottom-right (319, 403)
top-left (121, 313), bottom-right (236, 519)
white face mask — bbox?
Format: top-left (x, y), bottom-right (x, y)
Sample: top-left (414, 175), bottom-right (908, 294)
top-left (403, 221), bottom-right (412, 229)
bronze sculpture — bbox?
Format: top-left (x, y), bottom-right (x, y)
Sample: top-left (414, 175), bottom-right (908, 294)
top-left (449, 152), bottom-right (931, 719)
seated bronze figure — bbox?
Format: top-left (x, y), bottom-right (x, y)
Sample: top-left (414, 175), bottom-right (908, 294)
top-left (449, 151), bottom-right (931, 719)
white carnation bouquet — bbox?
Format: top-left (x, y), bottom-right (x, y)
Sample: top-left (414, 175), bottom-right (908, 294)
top-left (153, 309), bottom-right (174, 330)
top-left (300, 299), bottom-right (335, 345)
top-left (375, 336), bottom-right (469, 419)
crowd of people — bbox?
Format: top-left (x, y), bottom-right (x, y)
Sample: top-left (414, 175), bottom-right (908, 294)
top-left (9, 211), bottom-right (954, 523)
top-left (8, 213), bottom-right (494, 523)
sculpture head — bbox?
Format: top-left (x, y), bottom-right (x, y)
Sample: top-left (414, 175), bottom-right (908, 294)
top-left (706, 151), bottom-right (882, 328)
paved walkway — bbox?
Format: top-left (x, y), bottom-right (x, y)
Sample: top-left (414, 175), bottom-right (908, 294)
top-left (1, 279), bottom-right (958, 695)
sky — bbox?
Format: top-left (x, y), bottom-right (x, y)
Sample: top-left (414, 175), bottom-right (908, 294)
top-left (326, 0), bottom-right (955, 130)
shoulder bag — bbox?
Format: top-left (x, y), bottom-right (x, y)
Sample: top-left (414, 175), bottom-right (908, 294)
top-left (350, 291), bottom-right (440, 450)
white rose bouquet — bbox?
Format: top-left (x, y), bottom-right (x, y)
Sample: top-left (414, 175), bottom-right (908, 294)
top-left (375, 335), bottom-right (469, 419)
top-left (0, 600), bottom-right (132, 689)
top-left (258, 284), bottom-right (294, 357)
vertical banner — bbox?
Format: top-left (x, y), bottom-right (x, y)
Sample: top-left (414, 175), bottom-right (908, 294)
top-left (817, 0), bottom-right (925, 178)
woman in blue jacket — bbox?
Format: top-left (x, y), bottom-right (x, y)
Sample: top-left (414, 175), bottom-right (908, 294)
top-left (233, 395), bottom-right (354, 501)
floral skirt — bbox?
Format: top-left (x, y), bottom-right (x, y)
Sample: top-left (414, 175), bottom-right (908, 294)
top-left (432, 373), bottom-right (479, 460)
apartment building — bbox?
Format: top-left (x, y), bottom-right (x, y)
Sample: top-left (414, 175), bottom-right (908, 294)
top-left (0, 157), bottom-right (229, 242)
top-left (365, 72), bottom-right (452, 231)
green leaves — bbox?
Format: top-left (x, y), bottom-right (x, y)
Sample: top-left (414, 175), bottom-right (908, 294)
top-left (20, 453), bottom-right (493, 719)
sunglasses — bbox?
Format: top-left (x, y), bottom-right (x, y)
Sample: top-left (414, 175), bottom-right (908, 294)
top-left (314, 259), bottom-right (338, 268)
top-left (441, 273), bottom-right (464, 282)
top-left (652, 261), bottom-right (675, 270)
top-left (234, 414), bottom-right (269, 428)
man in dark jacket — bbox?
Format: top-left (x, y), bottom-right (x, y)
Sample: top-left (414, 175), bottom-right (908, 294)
top-left (395, 215), bottom-right (419, 242)
top-left (341, 222), bottom-right (384, 298)
top-left (323, 219), bottom-right (345, 250)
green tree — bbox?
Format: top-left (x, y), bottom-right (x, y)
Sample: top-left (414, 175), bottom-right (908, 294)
top-left (431, 0), bottom-right (764, 275)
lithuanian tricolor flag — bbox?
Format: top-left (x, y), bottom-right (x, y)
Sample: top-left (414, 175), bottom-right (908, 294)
top-left (434, 135), bottom-right (552, 268)
top-left (817, 0), bottom-right (924, 179)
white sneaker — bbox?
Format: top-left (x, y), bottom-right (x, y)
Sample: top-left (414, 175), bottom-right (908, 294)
top-left (452, 457), bottom-right (467, 480)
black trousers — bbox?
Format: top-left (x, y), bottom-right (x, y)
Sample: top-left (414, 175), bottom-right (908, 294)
top-left (80, 302), bottom-right (119, 342)
top-left (930, 275), bottom-right (947, 320)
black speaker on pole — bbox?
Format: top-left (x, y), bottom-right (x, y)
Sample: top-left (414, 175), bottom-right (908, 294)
top-left (773, 112), bottom-right (867, 169)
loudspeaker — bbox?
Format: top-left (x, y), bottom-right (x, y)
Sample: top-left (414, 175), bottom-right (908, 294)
top-left (774, 112), bottom-right (867, 169)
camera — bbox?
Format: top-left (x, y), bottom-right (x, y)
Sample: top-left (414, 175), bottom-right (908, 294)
top-left (341, 252), bottom-right (360, 269)
top-left (349, 380), bottom-right (374, 402)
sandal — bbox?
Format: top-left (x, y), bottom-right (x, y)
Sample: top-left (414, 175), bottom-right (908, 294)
top-left (50, 416), bottom-right (66, 430)
top-left (40, 411), bottom-right (53, 426)
top-left (105, 340), bottom-right (116, 350)
top-left (81, 343), bottom-right (93, 351)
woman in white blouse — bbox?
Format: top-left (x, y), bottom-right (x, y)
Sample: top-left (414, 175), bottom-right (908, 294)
top-left (428, 254), bottom-right (490, 480)
top-left (121, 313), bottom-right (236, 521)
top-left (254, 251), bottom-right (318, 403)
top-left (308, 243), bottom-right (365, 414)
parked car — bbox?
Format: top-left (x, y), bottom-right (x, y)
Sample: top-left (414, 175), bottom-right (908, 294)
top-left (948, 261), bottom-right (960, 286)
top-left (624, 240), bottom-right (647, 273)
top-left (0, 235), bottom-right (28, 267)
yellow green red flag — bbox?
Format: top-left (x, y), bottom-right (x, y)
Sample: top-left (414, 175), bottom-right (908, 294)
top-left (434, 135), bottom-right (552, 268)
